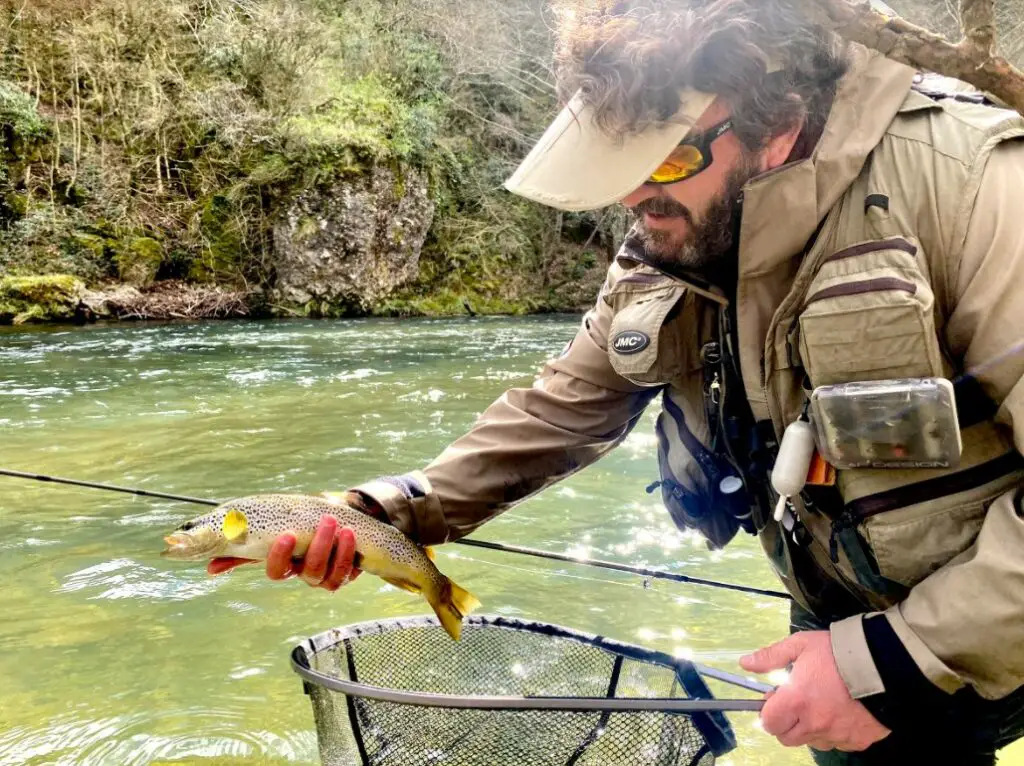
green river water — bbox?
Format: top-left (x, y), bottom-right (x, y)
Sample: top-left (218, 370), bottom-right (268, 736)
top-left (1, 317), bottom-right (1021, 766)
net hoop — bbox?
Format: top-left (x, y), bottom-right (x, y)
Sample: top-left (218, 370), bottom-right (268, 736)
top-left (291, 614), bottom-right (768, 713)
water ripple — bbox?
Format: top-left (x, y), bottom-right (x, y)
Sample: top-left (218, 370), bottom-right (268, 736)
top-left (0, 386), bottom-right (71, 397)
top-left (0, 708), bottom-right (317, 765)
top-left (57, 559), bottom-right (222, 602)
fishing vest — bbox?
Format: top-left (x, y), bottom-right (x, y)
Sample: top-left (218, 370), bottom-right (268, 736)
top-left (603, 85), bottom-right (1024, 616)
top-left (760, 87), bottom-right (1024, 614)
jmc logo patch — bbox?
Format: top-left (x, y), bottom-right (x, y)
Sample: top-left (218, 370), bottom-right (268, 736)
top-left (611, 330), bottom-right (650, 355)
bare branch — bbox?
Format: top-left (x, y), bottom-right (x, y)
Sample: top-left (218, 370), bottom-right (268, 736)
top-left (944, 0), bottom-right (963, 31)
top-left (960, 0), bottom-right (996, 58)
top-left (797, 0), bottom-right (1024, 114)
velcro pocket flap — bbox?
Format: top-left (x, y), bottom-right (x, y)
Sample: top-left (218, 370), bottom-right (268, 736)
top-left (608, 283), bottom-right (687, 384)
top-left (797, 237), bottom-right (946, 387)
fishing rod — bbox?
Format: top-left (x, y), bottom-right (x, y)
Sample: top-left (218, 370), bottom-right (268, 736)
top-left (0, 468), bottom-right (791, 600)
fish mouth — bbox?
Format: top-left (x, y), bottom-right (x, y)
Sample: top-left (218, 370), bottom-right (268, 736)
top-left (161, 533), bottom-right (215, 561)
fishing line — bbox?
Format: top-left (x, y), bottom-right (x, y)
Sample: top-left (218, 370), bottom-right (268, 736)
top-left (0, 468), bottom-right (792, 600)
top-left (448, 550), bottom-right (666, 593)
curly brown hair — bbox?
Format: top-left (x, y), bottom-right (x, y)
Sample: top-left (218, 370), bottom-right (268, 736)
top-left (554, 0), bottom-right (850, 152)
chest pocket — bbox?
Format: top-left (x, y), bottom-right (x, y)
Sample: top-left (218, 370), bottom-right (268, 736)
top-left (606, 276), bottom-right (690, 386)
top-left (797, 236), bottom-right (947, 387)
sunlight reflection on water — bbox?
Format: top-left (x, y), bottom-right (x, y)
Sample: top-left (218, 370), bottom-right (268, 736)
top-left (0, 317), bottom-right (808, 765)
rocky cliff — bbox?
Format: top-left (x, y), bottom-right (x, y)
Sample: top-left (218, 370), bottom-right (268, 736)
top-left (272, 165), bottom-right (435, 316)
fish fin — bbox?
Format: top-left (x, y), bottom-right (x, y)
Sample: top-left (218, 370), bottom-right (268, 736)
top-left (381, 575), bottom-right (422, 595)
top-left (428, 577), bottom-right (481, 641)
top-left (422, 546), bottom-right (436, 562)
top-left (222, 509), bottom-right (248, 544)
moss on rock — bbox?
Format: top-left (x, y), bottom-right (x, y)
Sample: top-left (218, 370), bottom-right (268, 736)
top-left (4, 191), bottom-right (28, 217)
top-left (0, 274), bottom-right (84, 324)
top-left (374, 287), bottom-right (536, 317)
top-left (190, 196), bottom-right (244, 282)
top-left (115, 237), bottom-right (163, 287)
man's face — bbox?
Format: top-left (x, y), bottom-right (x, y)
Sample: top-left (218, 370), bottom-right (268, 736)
top-left (620, 99), bottom-right (762, 271)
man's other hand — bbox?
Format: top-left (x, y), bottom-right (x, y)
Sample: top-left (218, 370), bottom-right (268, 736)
top-left (740, 630), bottom-right (891, 752)
top-left (207, 515), bottom-right (362, 591)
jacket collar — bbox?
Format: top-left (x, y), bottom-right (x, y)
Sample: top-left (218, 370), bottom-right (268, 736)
top-left (737, 45), bottom-right (918, 277)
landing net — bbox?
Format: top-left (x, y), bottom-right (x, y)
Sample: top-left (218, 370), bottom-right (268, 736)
top-left (292, 615), bottom-right (765, 766)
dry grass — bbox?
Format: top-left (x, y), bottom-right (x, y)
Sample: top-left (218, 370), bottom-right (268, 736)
top-left (82, 280), bottom-right (254, 319)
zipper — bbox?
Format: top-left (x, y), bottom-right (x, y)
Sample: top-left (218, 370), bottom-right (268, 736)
top-left (805, 277), bottom-right (917, 305)
top-left (785, 316), bottom-right (801, 369)
top-left (828, 451), bottom-right (1024, 562)
top-left (701, 341), bottom-right (722, 449)
top-left (715, 305), bottom-right (748, 478)
top-left (828, 509), bottom-right (859, 562)
top-left (759, 207), bottom-right (841, 402)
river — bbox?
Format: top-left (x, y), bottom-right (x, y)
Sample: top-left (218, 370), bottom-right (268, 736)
top-left (1, 317), bottom-right (1021, 766)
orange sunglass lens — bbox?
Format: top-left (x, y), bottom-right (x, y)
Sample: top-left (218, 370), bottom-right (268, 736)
top-left (649, 145), bottom-right (705, 183)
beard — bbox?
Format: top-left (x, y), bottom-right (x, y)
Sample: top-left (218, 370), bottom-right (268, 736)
top-left (629, 156), bottom-right (759, 273)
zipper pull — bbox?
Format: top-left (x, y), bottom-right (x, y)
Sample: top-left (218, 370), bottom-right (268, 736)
top-left (829, 510), bottom-right (855, 563)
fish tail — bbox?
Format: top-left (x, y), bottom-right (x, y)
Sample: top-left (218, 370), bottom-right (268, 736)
top-left (429, 577), bottom-right (481, 641)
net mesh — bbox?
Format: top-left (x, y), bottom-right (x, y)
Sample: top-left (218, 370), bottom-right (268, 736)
top-left (298, 616), bottom-right (732, 766)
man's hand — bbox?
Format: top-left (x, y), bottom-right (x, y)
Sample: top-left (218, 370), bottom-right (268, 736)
top-left (740, 631), bottom-right (891, 752)
top-left (207, 515), bottom-right (362, 591)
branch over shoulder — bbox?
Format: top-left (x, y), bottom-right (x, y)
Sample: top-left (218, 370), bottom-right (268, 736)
top-left (796, 0), bottom-right (1024, 115)
top-left (959, 0), bottom-right (996, 58)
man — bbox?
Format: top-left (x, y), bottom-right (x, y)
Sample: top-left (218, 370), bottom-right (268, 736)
top-left (212, 1), bottom-right (1024, 762)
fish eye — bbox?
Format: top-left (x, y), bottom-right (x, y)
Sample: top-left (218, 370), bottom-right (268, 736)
top-left (177, 520), bottom-right (197, 532)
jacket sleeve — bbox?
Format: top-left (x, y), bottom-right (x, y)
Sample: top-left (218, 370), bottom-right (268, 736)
top-left (349, 265), bottom-right (661, 545)
top-left (831, 139), bottom-right (1024, 705)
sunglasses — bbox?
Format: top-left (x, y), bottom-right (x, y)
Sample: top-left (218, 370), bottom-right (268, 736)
top-left (648, 118), bottom-right (733, 185)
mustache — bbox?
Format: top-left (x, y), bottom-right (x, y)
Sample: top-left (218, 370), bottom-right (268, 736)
top-left (629, 196), bottom-right (693, 224)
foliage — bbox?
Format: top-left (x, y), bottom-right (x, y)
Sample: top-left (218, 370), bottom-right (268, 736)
top-left (0, 0), bottom-right (621, 318)
top-left (0, 205), bottom-right (112, 281)
top-left (0, 79), bottom-right (47, 143)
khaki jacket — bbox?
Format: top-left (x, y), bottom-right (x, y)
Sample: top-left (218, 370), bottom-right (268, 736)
top-left (354, 46), bottom-right (1024, 702)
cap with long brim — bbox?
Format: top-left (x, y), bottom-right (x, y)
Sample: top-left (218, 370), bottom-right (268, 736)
top-left (503, 89), bottom-right (716, 212)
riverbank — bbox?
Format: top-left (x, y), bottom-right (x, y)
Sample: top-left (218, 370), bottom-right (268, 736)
top-left (0, 267), bottom-right (600, 326)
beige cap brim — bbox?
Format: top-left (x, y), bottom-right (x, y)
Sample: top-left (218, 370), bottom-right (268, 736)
top-left (504, 88), bottom-right (717, 212)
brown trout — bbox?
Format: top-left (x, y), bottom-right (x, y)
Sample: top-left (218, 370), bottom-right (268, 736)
top-left (162, 493), bottom-right (480, 640)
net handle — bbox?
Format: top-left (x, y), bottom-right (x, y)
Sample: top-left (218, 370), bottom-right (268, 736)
top-left (291, 646), bottom-right (765, 713)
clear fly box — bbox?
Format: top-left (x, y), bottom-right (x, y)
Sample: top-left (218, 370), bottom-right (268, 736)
top-left (809, 378), bottom-right (962, 469)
